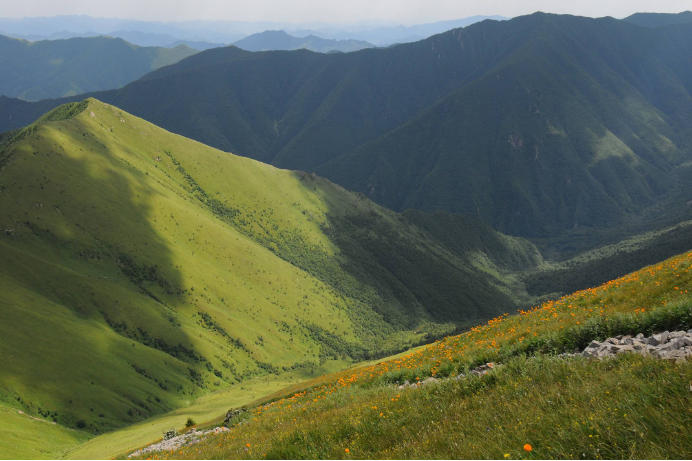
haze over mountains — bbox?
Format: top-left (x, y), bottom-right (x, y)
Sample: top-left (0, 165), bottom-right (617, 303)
top-left (1, 29), bottom-right (229, 50)
top-left (283, 15), bottom-right (508, 45)
top-left (0, 34), bottom-right (197, 100)
top-left (233, 30), bottom-right (374, 53)
top-left (0, 28), bottom-right (371, 102)
top-left (0, 14), bottom-right (505, 48)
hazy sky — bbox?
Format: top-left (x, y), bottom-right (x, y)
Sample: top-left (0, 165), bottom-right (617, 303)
top-left (1, 0), bottom-right (690, 24)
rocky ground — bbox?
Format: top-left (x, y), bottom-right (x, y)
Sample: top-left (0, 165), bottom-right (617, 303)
top-left (396, 329), bottom-right (692, 390)
top-left (396, 362), bottom-right (499, 390)
top-left (127, 427), bottom-right (229, 458)
top-left (579, 330), bottom-right (692, 360)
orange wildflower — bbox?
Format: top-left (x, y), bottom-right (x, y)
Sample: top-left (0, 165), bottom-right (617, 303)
top-left (524, 444), bottom-right (533, 452)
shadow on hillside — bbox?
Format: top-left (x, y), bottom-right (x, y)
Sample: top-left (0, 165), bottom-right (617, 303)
top-left (271, 172), bottom-right (536, 356)
top-left (53, 114), bottom-right (185, 313)
top-left (0, 109), bottom-right (203, 429)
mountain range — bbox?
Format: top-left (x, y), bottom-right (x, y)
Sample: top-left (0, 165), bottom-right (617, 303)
top-left (0, 29), bottom-right (228, 50)
top-left (623, 10), bottom-right (692, 27)
top-left (2, 13), bottom-right (690, 238)
top-left (284, 15), bottom-right (508, 45)
top-left (0, 14), bottom-right (504, 48)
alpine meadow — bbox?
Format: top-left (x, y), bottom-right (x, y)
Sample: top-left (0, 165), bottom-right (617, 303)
top-left (0, 4), bottom-right (692, 461)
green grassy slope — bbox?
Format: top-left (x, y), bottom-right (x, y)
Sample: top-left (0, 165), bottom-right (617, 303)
top-left (143, 250), bottom-right (692, 460)
top-left (0, 35), bottom-right (197, 100)
top-left (0, 99), bottom-right (539, 447)
top-left (0, 402), bottom-right (90, 460)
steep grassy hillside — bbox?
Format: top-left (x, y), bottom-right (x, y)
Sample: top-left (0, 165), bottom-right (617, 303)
top-left (0, 35), bottom-right (197, 100)
top-left (2, 14), bottom-right (691, 237)
top-left (139, 250), bottom-right (692, 460)
top-left (0, 99), bottom-right (539, 445)
top-left (233, 30), bottom-right (374, 53)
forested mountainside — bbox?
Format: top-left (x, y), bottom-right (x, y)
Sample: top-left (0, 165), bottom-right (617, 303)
top-left (623, 11), bottom-right (692, 28)
top-left (1, 13), bottom-right (691, 237)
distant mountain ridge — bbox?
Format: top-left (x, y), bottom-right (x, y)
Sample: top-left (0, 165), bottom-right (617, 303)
top-left (0, 34), bottom-right (197, 100)
top-left (623, 11), bottom-right (692, 28)
top-left (0, 15), bottom-right (246, 44)
top-left (233, 30), bottom-right (374, 53)
top-left (288, 15), bottom-right (508, 45)
top-left (0, 29), bottom-right (229, 50)
top-left (166, 39), bottom-right (226, 50)
top-left (0, 14), bottom-right (505, 48)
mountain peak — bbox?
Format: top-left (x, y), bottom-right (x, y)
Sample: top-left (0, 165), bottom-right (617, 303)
top-left (623, 10), bottom-right (692, 27)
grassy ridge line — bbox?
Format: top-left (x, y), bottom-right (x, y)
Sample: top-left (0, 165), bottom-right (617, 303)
top-left (0, 97), bottom-right (542, 454)
top-left (140, 250), bottom-right (692, 459)
top-left (0, 101), bottom-right (88, 165)
top-left (0, 97), bottom-right (373, 437)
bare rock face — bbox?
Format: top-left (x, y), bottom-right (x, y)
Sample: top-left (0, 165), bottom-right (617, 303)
top-left (580, 330), bottom-right (692, 361)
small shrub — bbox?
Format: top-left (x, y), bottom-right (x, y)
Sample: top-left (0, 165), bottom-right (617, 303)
top-left (185, 417), bottom-right (196, 427)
